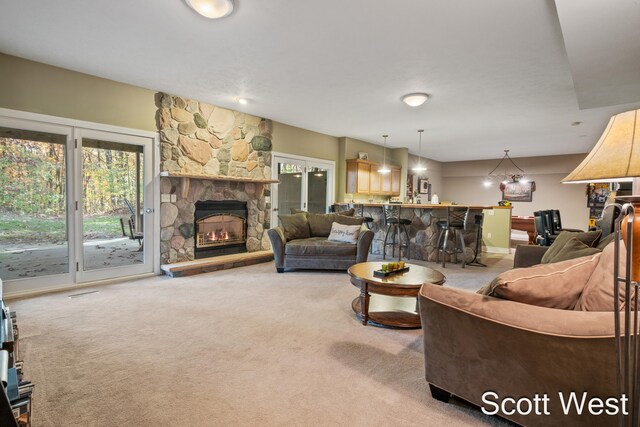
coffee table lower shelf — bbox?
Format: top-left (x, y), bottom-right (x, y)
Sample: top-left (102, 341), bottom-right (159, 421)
top-left (351, 297), bottom-right (421, 329)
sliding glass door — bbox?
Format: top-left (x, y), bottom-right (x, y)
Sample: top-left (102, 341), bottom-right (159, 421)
top-left (75, 129), bottom-right (154, 283)
top-left (0, 120), bottom-right (73, 287)
top-left (0, 114), bottom-right (156, 295)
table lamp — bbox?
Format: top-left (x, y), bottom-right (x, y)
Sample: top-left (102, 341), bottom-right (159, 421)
top-left (563, 108), bottom-right (639, 426)
top-left (562, 108), bottom-right (640, 281)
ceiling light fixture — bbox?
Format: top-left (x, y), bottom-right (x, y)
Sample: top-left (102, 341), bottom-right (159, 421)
top-left (236, 97), bottom-right (248, 105)
top-left (485, 150), bottom-right (526, 189)
top-left (402, 93), bottom-right (429, 107)
top-left (184, 0), bottom-right (235, 19)
top-left (378, 135), bottom-right (391, 174)
top-left (412, 129), bottom-right (427, 172)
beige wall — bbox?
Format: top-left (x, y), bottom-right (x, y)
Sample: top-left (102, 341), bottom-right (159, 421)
top-left (0, 53), bottom-right (157, 131)
top-left (441, 153), bottom-right (590, 230)
top-left (271, 121), bottom-right (339, 161)
top-left (407, 154), bottom-right (443, 202)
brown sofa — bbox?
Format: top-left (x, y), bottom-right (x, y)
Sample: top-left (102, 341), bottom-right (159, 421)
top-left (419, 241), bottom-right (622, 426)
top-left (267, 212), bottom-right (374, 272)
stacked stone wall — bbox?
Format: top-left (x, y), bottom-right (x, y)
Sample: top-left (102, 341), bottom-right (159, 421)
top-left (157, 93), bottom-right (272, 264)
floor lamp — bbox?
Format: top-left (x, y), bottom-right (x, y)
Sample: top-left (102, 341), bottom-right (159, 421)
top-left (562, 108), bottom-right (640, 426)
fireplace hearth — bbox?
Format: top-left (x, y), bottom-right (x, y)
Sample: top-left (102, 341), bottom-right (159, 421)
top-left (194, 201), bottom-right (248, 259)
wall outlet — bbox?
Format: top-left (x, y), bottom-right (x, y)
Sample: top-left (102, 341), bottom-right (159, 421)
top-left (170, 194), bottom-right (177, 203)
top-left (161, 194), bottom-right (171, 203)
top-left (487, 210), bottom-right (495, 216)
top-left (487, 232), bottom-right (492, 238)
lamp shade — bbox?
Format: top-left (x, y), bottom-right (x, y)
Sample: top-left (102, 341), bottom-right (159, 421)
top-left (562, 109), bottom-right (640, 183)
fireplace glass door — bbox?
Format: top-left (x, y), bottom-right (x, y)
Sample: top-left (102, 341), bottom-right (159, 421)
top-left (196, 214), bottom-right (246, 248)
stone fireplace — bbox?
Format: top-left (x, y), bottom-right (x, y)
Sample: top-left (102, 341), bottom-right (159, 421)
top-left (157, 93), bottom-right (273, 265)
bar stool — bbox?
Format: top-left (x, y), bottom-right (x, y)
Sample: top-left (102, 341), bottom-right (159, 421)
top-left (348, 203), bottom-right (374, 230)
top-left (467, 213), bottom-right (486, 267)
top-left (434, 207), bottom-right (469, 268)
top-left (382, 205), bottom-right (411, 261)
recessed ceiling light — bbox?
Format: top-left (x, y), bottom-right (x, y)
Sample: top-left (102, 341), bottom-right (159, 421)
top-left (184, 0), bottom-right (234, 19)
top-left (571, 121), bottom-right (582, 126)
top-left (402, 93), bottom-right (429, 107)
top-left (236, 98), bottom-right (248, 105)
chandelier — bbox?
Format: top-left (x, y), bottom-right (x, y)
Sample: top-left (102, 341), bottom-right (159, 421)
top-left (483, 150), bottom-right (527, 188)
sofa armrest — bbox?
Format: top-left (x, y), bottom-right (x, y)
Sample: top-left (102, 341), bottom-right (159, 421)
top-left (267, 227), bottom-right (286, 269)
top-left (513, 244), bottom-right (549, 268)
top-left (419, 284), bottom-right (617, 426)
top-left (420, 284), bottom-right (614, 337)
top-left (356, 229), bottom-right (374, 263)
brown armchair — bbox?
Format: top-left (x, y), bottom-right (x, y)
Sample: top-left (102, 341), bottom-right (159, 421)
top-left (419, 284), bottom-right (618, 426)
top-left (419, 241), bottom-right (623, 426)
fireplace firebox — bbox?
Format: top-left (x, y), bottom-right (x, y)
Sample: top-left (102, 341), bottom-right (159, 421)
top-left (194, 201), bottom-right (248, 259)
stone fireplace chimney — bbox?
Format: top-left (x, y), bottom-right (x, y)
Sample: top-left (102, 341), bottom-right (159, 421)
top-left (156, 93), bottom-right (273, 265)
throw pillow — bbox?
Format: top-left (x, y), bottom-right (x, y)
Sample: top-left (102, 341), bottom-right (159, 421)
top-left (327, 222), bottom-right (361, 244)
top-left (574, 242), bottom-right (632, 311)
top-left (540, 230), bottom-right (602, 264)
top-left (544, 237), bottom-right (601, 263)
top-left (278, 213), bottom-right (310, 241)
top-left (483, 253), bottom-right (602, 309)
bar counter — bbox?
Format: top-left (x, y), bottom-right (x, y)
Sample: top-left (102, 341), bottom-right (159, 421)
top-left (336, 203), bottom-right (510, 262)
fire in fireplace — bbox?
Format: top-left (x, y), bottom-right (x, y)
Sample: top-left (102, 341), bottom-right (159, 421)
top-left (194, 201), bottom-right (248, 259)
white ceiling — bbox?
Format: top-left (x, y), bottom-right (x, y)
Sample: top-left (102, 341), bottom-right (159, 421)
top-left (1, 0), bottom-right (639, 162)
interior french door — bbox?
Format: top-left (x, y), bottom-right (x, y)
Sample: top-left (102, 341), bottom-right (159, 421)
top-left (271, 154), bottom-right (334, 225)
top-left (74, 128), bottom-right (155, 283)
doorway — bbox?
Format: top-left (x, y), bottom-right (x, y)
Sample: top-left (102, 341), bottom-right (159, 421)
top-left (271, 153), bottom-right (334, 226)
top-left (0, 113), bottom-right (157, 296)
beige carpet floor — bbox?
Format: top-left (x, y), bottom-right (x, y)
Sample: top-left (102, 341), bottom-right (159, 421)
top-left (9, 254), bottom-right (514, 427)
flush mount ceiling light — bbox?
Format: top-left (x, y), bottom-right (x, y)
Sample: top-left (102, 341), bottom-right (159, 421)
top-left (378, 135), bottom-right (391, 174)
top-left (236, 97), bottom-right (248, 105)
top-left (401, 93), bottom-right (429, 107)
top-left (184, 0), bottom-right (234, 19)
top-left (412, 129), bottom-right (427, 172)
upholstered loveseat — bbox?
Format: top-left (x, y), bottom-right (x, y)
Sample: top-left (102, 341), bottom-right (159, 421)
top-left (267, 211), bottom-right (374, 272)
top-left (419, 232), bottom-right (624, 426)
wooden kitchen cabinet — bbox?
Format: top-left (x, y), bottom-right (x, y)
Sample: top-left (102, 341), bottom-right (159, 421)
top-left (346, 159), bottom-right (401, 196)
top-left (346, 159), bottom-right (370, 194)
top-left (369, 168), bottom-right (382, 194)
top-left (391, 168), bottom-right (401, 195)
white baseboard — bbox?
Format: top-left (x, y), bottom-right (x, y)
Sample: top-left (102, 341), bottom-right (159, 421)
top-left (484, 246), bottom-right (510, 254)
top-left (4, 273), bottom-right (158, 301)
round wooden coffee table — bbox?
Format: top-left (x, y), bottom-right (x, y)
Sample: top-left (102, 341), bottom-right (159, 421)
top-left (347, 262), bottom-right (446, 328)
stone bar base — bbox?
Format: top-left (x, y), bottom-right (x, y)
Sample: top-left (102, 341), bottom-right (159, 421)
top-left (161, 250), bottom-right (274, 277)
top-left (363, 206), bottom-right (483, 262)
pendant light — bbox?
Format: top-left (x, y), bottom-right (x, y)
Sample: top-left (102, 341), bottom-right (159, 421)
top-left (412, 129), bottom-right (427, 172)
top-left (378, 135), bottom-right (391, 174)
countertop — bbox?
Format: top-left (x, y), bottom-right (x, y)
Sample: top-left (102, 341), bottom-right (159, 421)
top-left (339, 203), bottom-right (511, 210)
